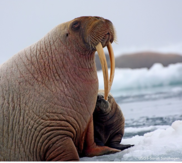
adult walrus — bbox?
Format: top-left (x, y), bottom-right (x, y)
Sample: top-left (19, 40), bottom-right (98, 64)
top-left (93, 90), bottom-right (134, 150)
top-left (0, 16), bottom-right (118, 161)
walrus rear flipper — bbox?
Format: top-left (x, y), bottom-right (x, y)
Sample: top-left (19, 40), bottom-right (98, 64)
top-left (108, 143), bottom-right (134, 151)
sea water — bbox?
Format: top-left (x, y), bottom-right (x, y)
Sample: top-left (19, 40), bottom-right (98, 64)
top-left (80, 63), bottom-right (182, 161)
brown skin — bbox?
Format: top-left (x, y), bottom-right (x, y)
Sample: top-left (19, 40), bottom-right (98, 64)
top-left (0, 16), bottom-right (118, 161)
top-left (93, 90), bottom-right (134, 151)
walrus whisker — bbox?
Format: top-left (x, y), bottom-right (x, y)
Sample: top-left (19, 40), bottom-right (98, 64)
top-left (91, 30), bottom-right (110, 47)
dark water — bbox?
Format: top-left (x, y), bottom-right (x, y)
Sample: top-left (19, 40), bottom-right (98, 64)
top-left (114, 86), bottom-right (182, 138)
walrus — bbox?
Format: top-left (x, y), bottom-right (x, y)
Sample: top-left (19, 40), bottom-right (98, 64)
top-left (93, 90), bottom-right (134, 150)
top-left (0, 16), bottom-right (118, 161)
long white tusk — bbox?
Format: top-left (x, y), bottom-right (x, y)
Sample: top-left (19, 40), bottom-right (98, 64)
top-left (107, 42), bottom-right (115, 93)
top-left (96, 42), bottom-right (109, 100)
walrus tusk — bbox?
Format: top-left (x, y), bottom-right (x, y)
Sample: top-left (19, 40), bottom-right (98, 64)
top-left (107, 42), bottom-right (115, 93)
top-left (96, 42), bottom-right (109, 100)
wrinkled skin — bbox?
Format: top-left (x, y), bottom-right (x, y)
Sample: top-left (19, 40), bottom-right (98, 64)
top-left (93, 90), bottom-right (134, 150)
top-left (0, 16), bottom-right (118, 161)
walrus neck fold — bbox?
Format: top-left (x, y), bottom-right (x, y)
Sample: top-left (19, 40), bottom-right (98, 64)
top-left (95, 107), bottom-right (112, 116)
top-left (94, 105), bottom-right (112, 120)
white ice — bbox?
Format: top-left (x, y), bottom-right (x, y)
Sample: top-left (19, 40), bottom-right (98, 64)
top-left (98, 63), bottom-right (182, 91)
top-left (98, 63), bottom-right (182, 97)
top-left (80, 121), bottom-right (182, 161)
top-left (122, 120), bottom-right (182, 161)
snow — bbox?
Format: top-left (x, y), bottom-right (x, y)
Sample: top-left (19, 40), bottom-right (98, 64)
top-left (122, 120), bottom-right (182, 161)
top-left (80, 121), bottom-right (182, 161)
top-left (124, 125), bottom-right (169, 133)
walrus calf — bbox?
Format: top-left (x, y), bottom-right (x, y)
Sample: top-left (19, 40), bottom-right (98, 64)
top-left (0, 16), bottom-right (118, 161)
top-left (93, 90), bottom-right (134, 150)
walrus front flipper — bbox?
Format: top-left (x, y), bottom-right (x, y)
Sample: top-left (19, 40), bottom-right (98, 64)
top-left (83, 116), bottom-right (120, 157)
top-left (108, 143), bottom-right (134, 151)
top-left (84, 145), bottom-right (121, 157)
top-left (45, 137), bottom-right (79, 161)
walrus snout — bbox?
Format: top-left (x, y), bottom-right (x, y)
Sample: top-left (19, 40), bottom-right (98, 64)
top-left (86, 17), bottom-right (115, 49)
top-left (95, 94), bottom-right (110, 113)
top-left (100, 32), bottom-right (113, 48)
top-left (93, 18), bottom-right (114, 48)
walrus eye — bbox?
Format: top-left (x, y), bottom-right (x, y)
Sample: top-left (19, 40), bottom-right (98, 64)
top-left (72, 21), bottom-right (80, 30)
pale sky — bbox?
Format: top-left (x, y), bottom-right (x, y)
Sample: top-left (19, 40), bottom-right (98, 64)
top-left (0, 0), bottom-right (182, 64)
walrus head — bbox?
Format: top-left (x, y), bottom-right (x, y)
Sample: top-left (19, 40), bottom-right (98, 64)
top-left (95, 90), bottom-right (112, 114)
top-left (58, 16), bottom-right (115, 100)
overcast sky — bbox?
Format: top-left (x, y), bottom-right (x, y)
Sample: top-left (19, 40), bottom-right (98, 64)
top-left (0, 0), bottom-right (182, 64)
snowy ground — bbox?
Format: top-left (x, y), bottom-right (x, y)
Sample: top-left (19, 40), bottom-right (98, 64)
top-left (81, 121), bottom-right (182, 161)
top-left (80, 98), bottom-right (182, 161)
